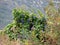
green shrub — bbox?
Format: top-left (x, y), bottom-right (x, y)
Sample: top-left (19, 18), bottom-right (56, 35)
top-left (5, 8), bottom-right (46, 42)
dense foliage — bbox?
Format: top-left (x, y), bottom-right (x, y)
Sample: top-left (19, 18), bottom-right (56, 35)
top-left (4, 8), bottom-right (46, 44)
top-left (1, 1), bottom-right (60, 45)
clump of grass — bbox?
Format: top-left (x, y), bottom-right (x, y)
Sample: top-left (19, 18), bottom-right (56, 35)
top-left (4, 8), bottom-right (46, 45)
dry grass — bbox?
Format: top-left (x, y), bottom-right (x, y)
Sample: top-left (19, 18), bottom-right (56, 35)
top-left (0, 30), bottom-right (60, 45)
top-left (0, 30), bottom-right (20, 45)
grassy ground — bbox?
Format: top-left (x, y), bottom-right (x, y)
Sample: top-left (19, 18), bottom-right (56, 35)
top-left (0, 30), bottom-right (60, 45)
top-left (0, 30), bottom-right (36, 45)
top-left (0, 30), bottom-right (20, 45)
